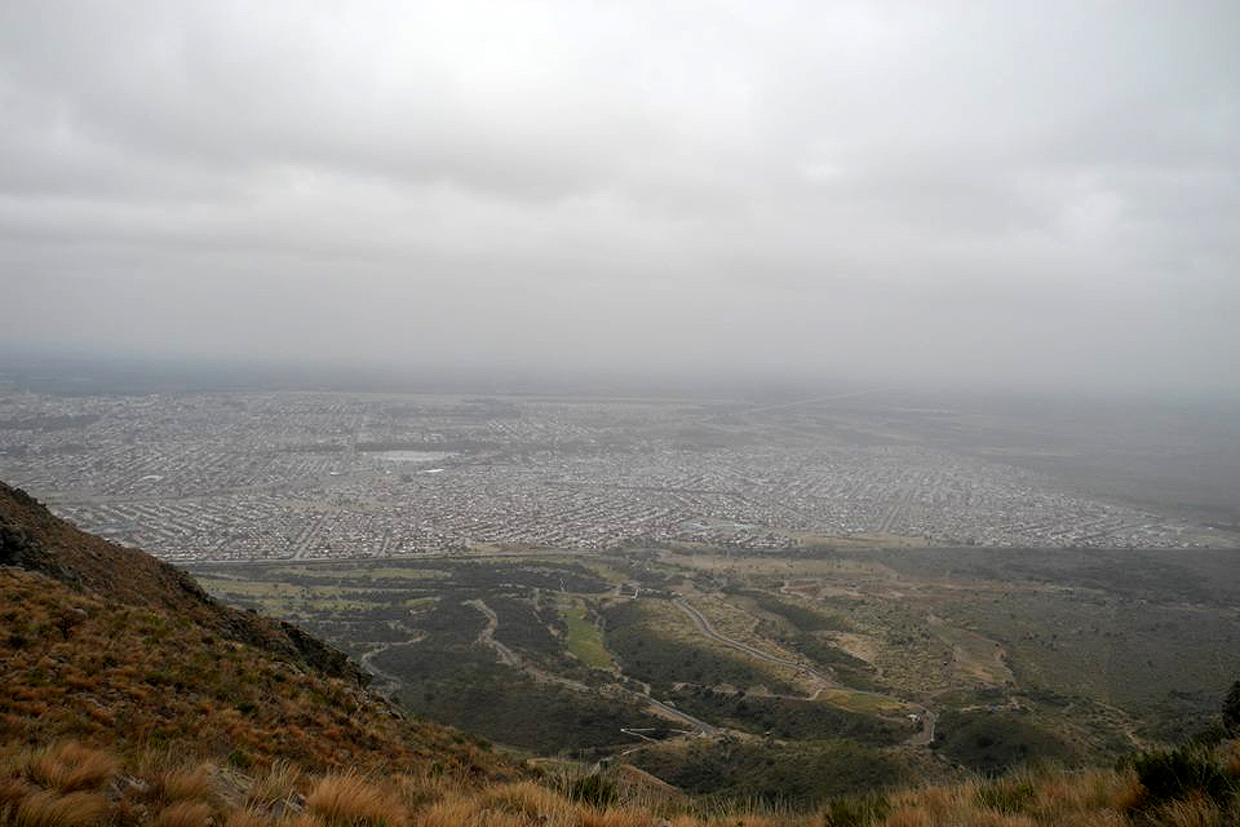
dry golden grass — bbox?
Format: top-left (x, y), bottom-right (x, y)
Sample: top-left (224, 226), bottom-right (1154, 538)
top-left (9, 735), bottom-right (1240, 827)
top-left (5, 695), bottom-right (1240, 827)
top-left (305, 772), bottom-right (404, 827)
top-left (1224, 740), bottom-right (1240, 779)
top-left (1025, 767), bottom-right (1142, 820)
top-left (412, 796), bottom-right (477, 827)
top-left (0, 567), bottom-right (506, 782)
top-left (415, 797), bottom-right (524, 827)
top-left (12, 790), bottom-right (109, 827)
top-left (288, 815), bottom-right (332, 827)
top-left (477, 780), bottom-right (572, 820)
top-left (1066, 812), bottom-right (1130, 827)
top-left (246, 761), bottom-right (305, 809)
top-left (0, 777), bottom-right (32, 810)
top-left (391, 772), bottom-right (453, 813)
top-left (1151, 794), bottom-right (1219, 827)
top-left (225, 808), bottom-right (275, 827)
top-left (153, 764), bottom-right (217, 805)
top-left (18, 744), bottom-right (119, 793)
top-left (577, 810), bottom-right (667, 827)
top-left (153, 800), bottom-right (214, 827)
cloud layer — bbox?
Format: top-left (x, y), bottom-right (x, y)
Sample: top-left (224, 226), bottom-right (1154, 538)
top-left (3, 1), bottom-right (1237, 393)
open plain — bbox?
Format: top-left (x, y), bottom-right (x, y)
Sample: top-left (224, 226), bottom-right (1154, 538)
top-left (2, 389), bottom-right (1233, 561)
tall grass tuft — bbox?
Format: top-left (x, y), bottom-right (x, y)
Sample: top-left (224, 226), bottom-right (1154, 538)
top-left (13, 790), bottom-right (109, 827)
top-left (823, 790), bottom-right (891, 826)
top-left (245, 760), bottom-right (304, 810)
top-left (21, 743), bottom-right (120, 793)
top-left (225, 808), bottom-right (275, 827)
top-left (153, 800), bottom-right (214, 827)
top-left (305, 772), bottom-right (404, 827)
top-left (153, 764), bottom-right (217, 805)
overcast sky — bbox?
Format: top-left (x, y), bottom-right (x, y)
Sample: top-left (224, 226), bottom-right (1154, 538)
top-left (2, 1), bottom-right (1237, 395)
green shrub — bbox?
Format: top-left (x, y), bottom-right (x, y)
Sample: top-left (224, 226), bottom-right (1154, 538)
top-left (568, 774), bottom-right (617, 808)
top-left (1223, 680), bottom-right (1240, 734)
top-left (226, 749), bottom-right (253, 770)
top-left (1129, 745), bottom-right (1235, 806)
top-left (823, 791), bottom-right (890, 826)
top-left (975, 780), bottom-right (1035, 814)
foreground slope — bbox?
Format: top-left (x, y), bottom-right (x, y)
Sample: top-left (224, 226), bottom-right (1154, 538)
top-left (0, 480), bottom-right (506, 777)
top-left (0, 482), bottom-right (360, 683)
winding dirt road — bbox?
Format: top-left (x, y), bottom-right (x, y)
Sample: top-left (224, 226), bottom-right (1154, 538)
top-left (673, 597), bottom-right (830, 684)
top-left (465, 599), bottom-right (521, 667)
top-left (675, 596), bottom-right (938, 746)
top-left (467, 598), bottom-right (719, 736)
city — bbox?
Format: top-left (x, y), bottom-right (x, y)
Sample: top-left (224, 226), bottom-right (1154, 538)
top-left (0, 390), bottom-right (1220, 563)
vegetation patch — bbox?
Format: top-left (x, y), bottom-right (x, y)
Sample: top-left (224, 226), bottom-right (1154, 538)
top-left (603, 600), bottom-right (798, 695)
top-left (628, 739), bottom-right (903, 808)
top-left (814, 689), bottom-right (911, 716)
top-left (381, 646), bottom-right (662, 754)
top-left (557, 600), bottom-right (614, 670)
top-left (737, 589), bottom-right (852, 633)
top-left (664, 687), bottom-right (911, 744)
top-left (933, 709), bottom-right (1078, 775)
top-left (1128, 744), bottom-right (1237, 808)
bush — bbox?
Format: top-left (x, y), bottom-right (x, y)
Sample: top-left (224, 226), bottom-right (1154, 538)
top-left (1223, 680), bottom-right (1240, 734)
top-left (975, 780), bottom-right (1035, 814)
top-left (568, 774), bottom-right (617, 808)
top-left (226, 750), bottom-right (252, 770)
top-left (823, 791), bottom-right (890, 826)
top-left (1130, 745), bottom-right (1236, 807)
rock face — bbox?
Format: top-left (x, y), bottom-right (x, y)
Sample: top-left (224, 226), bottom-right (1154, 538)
top-left (0, 479), bottom-right (365, 686)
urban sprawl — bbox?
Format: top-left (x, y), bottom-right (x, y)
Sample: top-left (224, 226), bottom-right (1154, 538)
top-left (0, 391), bottom-right (1216, 563)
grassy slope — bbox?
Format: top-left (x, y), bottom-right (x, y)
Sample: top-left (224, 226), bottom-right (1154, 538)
top-left (0, 480), bottom-right (510, 781)
top-left (0, 565), bottom-right (500, 776)
top-left (0, 482), bottom-right (360, 684)
top-left (4, 734), bottom-right (1239, 827)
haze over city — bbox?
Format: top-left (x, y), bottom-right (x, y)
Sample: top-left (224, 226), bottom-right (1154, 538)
top-left (2, 1), bottom-right (1238, 397)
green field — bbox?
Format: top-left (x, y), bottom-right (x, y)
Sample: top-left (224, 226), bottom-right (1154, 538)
top-left (558, 598), bottom-right (615, 669)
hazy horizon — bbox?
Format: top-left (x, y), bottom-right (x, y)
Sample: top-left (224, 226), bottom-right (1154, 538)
top-left (3, 2), bottom-right (1238, 399)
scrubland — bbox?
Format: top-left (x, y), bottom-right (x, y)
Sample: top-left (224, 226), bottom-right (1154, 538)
top-left (4, 738), bottom-right (1240, 827)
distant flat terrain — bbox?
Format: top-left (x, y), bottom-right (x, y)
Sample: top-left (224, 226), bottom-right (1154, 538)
top-left (2, 389), bottom-right (1234, 562)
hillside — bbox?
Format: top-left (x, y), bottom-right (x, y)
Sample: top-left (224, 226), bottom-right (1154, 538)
top-left (0, 480), bottom-right (509, 777)
top-left (3, 479), bottom-right (1240, 826)
top-left (0, 482), bottom-right (361, 685)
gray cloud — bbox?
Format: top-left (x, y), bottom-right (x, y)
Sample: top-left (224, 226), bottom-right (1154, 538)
top-left (2, 1), bottom-right (1237, 395)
